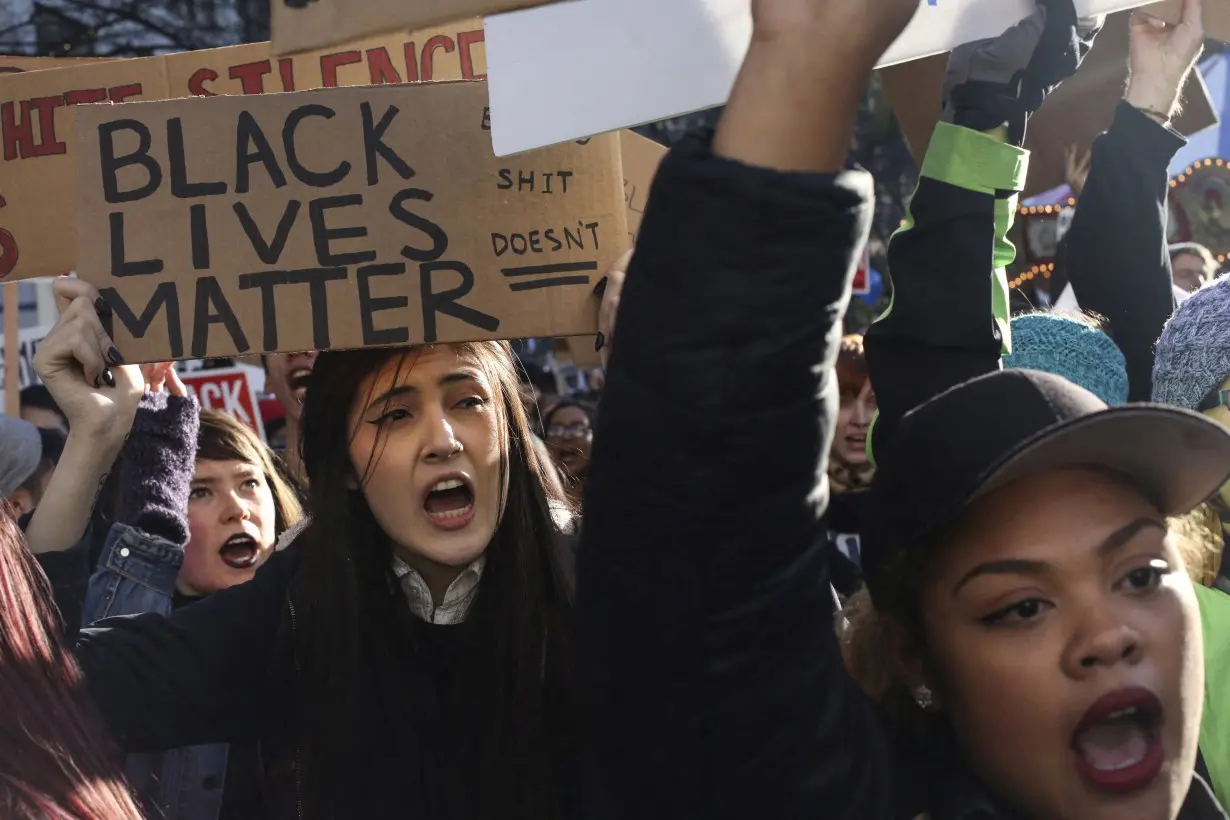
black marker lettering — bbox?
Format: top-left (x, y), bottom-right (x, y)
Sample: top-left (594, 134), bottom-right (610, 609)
top-left (497, 169), bottom-right (513, 190)
top-left (585, 221), bottom-right (600, 248)
top-left (190, 204), bottom-right (210, 270)
top-left (357, 263), bottom-right (410, 345)
top-left (419, 261), bottom-right (499, 343)
top-left (238, 270), bottom-right (287, 351)
top-left (99, 120), bottom-right (162, 204)
top-left (292, 267), bottom-right (348, 349)
top-left (234, 200), bottom-right (301, 265)
top-left (545, 228), bottom-right (561, 251)
top-left (361, 102), bottom-right (413, 185)
top-left (309, 194), bottom-right (375, 266)
top-left (283, 104), bottom-right (350, 187)
top-left (557, 170), bottom-right (572, 193)
top-left (169, 117), bottom-right (227, 198)
top-left (235, 110), bottom-right (287, 194)
top-left (192, 276), bottom-right (249, 358)
top-left (389, 188), bottom-right (448, 262)
top-left (101, 283), bottom-right (183, 359)
top-left (109, 212), bottom-right (164, 277)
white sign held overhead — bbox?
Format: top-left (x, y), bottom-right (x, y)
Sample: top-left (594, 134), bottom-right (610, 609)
top-left (485, 0), bottom-right (1152, 157)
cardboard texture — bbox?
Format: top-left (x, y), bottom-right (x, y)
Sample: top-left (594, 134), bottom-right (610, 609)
top-left (483, 0), bottom-right (1152, 156)
top-left (569, 130), bottom-right (667, 368)
top-left (271, 0), bottom-right (563, 56)
top-left (0, 19), bottom-right (486, 283)
top-left (882, 11), bottom-right (1218, 196)
top-left (0, 56), bottom-right (110, 74)
top-left (1144, 0), bottom-right (1230, 42)
top-left (74, 80), bottom-right (627, 362)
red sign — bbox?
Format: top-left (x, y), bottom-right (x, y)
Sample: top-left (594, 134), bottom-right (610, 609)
top-left (180, 367), bottom-right (266, 442)
top-left (852, 245), bottom-right (871, 295)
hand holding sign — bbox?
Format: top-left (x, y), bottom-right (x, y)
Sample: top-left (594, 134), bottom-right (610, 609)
top-left (33, 277), bottom-right (142, 442)
top-left (1126, 0), bottom-right (1204, 120)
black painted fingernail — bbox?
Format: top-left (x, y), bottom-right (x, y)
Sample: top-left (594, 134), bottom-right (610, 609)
top-left (96, 298), bottom-right (114, 338)
top-left (100, 370), bottom-right (116, 388)
top-left (106, 346), bottom-right (124, 365)
top-left (593, 276), bottom-right (608, 298)
top-left (594, 332), bottom-right (606, 352)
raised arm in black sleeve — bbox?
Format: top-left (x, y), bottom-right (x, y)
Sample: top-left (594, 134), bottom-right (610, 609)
top-left (576, 130), bottom-right (919, 820)
top-left (1061, 101), bottom-right (1185, 402)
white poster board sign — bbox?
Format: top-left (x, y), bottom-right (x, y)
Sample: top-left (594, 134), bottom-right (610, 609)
top-left (486, 0), bottom-right (1152, 156)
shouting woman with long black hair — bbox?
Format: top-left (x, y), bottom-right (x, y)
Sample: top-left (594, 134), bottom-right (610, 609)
top-left (29, 281), bottom-right (578, 818)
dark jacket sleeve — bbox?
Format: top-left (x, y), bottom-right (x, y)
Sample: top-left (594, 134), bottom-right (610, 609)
top-left (1061, 101), bottom-right (1185, 402)
top-left (116, 392), bottom-right (199, 544)
top-left (75, 545), bottom-right (299, 753)
top-left (577, 133), bottom-right (915, 820)
top-left (865, 124), bottom-right (1028, 461)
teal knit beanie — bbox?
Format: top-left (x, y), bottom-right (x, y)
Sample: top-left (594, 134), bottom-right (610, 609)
top-left (1004, 313), bottom-right (1129, 406)
top-left (1153, 276), bottom-right (1230, 410)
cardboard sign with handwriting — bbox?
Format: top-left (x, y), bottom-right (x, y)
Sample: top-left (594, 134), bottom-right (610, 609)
top-left (0, 20), bottom-right (486, 282)
top-left (272, 0), bottom-right (565, 55)
top-left (75, 81), bottom-right (626, 362)
top-left (569, 130), bottom-right (666, 368)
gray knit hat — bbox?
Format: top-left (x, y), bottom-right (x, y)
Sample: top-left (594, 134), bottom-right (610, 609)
top-left (0, 415), bottom-right (43, 497)
top-left (1153, 276), bottom-right (1230, 410)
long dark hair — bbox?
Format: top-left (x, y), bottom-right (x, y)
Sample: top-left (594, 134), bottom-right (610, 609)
top-left (288, 342), bottom-right (574, 818)
top-left (0, 504), bottom-right (141, 819)
top-left (196, 408), bottom-right (304, 535)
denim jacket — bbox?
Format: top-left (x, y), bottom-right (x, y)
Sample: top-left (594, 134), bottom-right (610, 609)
top-left (84, 523), bottom-right (230, 820)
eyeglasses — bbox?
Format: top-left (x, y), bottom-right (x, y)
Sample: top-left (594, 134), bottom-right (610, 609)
top-left (548, 423), bottom-right (592, 439)
top-left (1197, 387), bottom-right (1230, 413)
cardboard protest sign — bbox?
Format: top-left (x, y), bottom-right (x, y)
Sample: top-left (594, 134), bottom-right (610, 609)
top-left (180, 366), bottom-right (266, 440)
top-left (74, 80), bottom-right (626, 363)
top-left (0, 56), bottom-right (110, 75)
top-left (882, 11), bottom-right (1217, 196)
top-left (484, 0), bottom-right (1153, 156)
top-left (568, 130), bottom-right (667, 369)
top-left (1144, 0), bottom-right (1230, 42)
top-left (620, 131), bottom-right (666, 244)
top-left (271, 0), bottom-right (561, 56)
top-left (0, 19), bottom-right (486, 283)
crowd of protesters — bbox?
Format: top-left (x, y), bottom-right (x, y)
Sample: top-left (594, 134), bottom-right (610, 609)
top-left (2, 0), bottom-right (1230, 818)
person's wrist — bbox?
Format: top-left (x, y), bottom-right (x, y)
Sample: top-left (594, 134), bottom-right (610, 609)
top-left (1124, 78), bottom-right (1180, 121)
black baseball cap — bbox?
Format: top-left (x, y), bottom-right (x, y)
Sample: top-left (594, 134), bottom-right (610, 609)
top-left (861, 369), bottom-right (1230, 610)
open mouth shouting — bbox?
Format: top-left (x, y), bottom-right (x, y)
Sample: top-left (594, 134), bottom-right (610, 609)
top-left (423, 475), bottom-right (476, 531)
top-left (1071, 687), bottom-right (1164, 793)
top-left (288, 366), bottom-right (313, 403)
top-left (218, 533), bottom-right (262, 570)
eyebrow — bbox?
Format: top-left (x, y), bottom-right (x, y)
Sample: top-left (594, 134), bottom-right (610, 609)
top-left (951, 517), bottom-right (1166, 596)
top-left (369, 371), bottom-right (482, 406)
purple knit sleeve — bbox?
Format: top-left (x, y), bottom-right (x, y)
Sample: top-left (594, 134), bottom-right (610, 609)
top-left (115, 392), bottom-right (200, 547)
